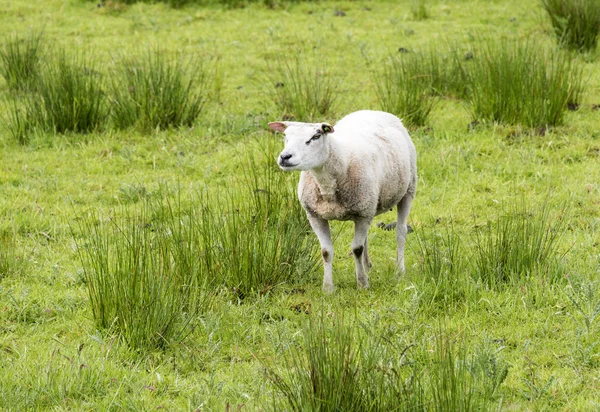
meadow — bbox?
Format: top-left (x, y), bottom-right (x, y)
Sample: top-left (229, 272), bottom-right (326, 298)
top-left (1, 0), bottom-right (600, 409)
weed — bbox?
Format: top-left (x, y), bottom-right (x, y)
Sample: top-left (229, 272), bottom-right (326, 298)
top-left (263, 53), bottom-right (339, 122)
top-left (0, 30), bottom-right (45, 91)
top-left (542, 0), bottom-right (600, 52)
top-left (565, 276), bottom-right (600, 334)
top-left (465, 38), bottom-right (583, 128)
top-left (110, 49), bottom-right (210, 131)
top-left (472, 200), bottom-right (566, 287)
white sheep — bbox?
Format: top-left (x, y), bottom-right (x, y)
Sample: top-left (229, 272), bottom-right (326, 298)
top-left (268, 110), bottom-right (417, 292)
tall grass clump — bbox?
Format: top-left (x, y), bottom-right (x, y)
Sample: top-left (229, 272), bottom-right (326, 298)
top-left (198, 139), bottom-right (319, 296)
top-left (473, 200), bottom-right (566, 287)
top-left (466, 38), bottom-right (583, 128)
top-left (263, 54), bottom-right (339, 122)
top-left (0, 30), bottom-right (45, 91)
top-left (33, 50), bottom-right (108, 134)
top-left (411, 0), bottom-right (429, 20)
top-left (372, 52), bottom-right (438, 127)
top-left (542, 0), bottom-right (600, 52)
top-left (74, 197), bottom-right (211, 351)
top-left (266, 315), bottom-right (506, 411)
top-left (110, 49), bottom-right (209, 131)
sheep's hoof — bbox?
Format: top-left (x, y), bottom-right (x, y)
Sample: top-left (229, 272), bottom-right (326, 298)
top-left (322, 283), bottom-right (335, 294)
top-left (357, 278), bottom-right (370, 289)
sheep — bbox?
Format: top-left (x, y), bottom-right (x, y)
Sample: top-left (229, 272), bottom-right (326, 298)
top-left (268, 110), bottom-right (417, 293)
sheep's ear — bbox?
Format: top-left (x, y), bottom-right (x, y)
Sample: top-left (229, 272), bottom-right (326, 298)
top-left (268, 122), bottom-right (287, 133)
top-left (321, 123), bottom-right (334, 134)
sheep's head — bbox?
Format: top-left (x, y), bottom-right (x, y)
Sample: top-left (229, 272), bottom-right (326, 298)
top-left (268, 121), bottom-right (335, 171)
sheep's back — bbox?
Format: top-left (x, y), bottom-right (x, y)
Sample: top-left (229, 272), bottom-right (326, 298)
top-left (334, 111), bottom-right (416, 212)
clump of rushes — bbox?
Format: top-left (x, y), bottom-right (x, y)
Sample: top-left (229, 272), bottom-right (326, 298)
top-left (266, 314), bottom-right (505, 411)
top-left (75, 197), bottom-right (211, 352)
top-left (466, 38), bottom-right (583, 128)
top-left (110, 49), bottom-right (209, 131)
top-left (264, 53), bottom-right (339, 122)
top-left (199, 138), bottom-right (319, 296)
top-left (473, 200), bottom-right (566, 287)
top-left (411, 0), bottom-right (429, 20)
top-left (372, 51), bottom-right (437, 127)
top-left (542, 0), bottom-right (600, 52)
top-left (34, 49), bottom-right (108, 134)
top-left (0, 30), bottom-right (45, 91)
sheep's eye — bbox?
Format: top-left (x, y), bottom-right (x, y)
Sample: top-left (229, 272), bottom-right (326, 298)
top-left (306, 133), bottom-right (321, 145)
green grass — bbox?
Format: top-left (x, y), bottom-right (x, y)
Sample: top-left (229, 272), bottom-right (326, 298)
top-left (1, 0), bottom-right (600, 409)
top-left (542, 0), bottom-right (600, 52)
top-left (110, 49), bottom-right (210, 131)
top-left (262, 53), bottom-right (339, 122)
top-left (0, 29), bottom-right (45, 91)
top-left (465, 38), bottom-right (583, 128)
top-left (371, 51), bottom-right (437, 127)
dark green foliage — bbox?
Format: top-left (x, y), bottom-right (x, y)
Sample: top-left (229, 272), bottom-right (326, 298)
top-left (263, 54), bottom-right (339, 122)
top-left (0, 30), bottom-right (45, 91)
top-left (542, 0), bottom-right (600, 52)
top-left (473, 200), bottom-right (566, 287)
top-left (110, 49), bottom-right (208, 131)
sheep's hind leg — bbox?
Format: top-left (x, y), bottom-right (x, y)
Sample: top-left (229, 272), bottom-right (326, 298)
top-left (352, 218), bottom-right (372, 289)
top-left (396, 194), bottom-right (414, 273)
top-left (307, 214), bottom-right (335, 293)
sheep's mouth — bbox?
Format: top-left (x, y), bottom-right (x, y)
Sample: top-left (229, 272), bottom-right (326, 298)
top-left (279, 160), bottom-right (299, 168)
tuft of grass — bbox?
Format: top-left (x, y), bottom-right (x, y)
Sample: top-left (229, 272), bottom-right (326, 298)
top-left (472, 200), bottom-right (566, 287)
top-left (32, 50), bottom-right (108, 135)
top-left (263, 54), bottom-right (339, 122)
top-left (110, 49), bottom-right (209, 131)
top-left (0, 30), bottom-right (45, 91)
top-left (372, 51), bottom-right (437, 127)
top-left (199, 139), bottom-right (319, 296)
top-left (74, 196), bottom-right (211, 352)
top-left (542, 0), bottom-right (600, 52)
top-left (411, 0), bottom-right (429, 21)
top-left (465, 38), bottom-right (583, 128)
top-left (267, 315), bottom-right (506, 411)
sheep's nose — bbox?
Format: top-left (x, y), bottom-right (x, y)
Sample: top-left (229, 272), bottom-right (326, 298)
top-left (280, 153), bottom-right (292, 161)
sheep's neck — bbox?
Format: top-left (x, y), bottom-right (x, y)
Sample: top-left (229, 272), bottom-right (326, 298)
top-left (311, 151), bottom-right (346, 201)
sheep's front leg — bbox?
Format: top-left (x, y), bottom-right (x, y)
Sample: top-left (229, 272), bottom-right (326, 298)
top-left (396, 194), bottom-right (414, 273)
top-left (307, 214), bottom-right (335, 293)
top-left (352, 218), bottom-right (372, 289)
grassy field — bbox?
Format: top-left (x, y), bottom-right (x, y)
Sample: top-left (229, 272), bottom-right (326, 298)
top-left (1, 0), bottom-right (600, 410)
